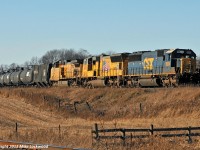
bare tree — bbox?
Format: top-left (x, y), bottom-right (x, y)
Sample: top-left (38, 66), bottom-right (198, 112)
top-left (61, 49), bottom-right (89, 60)
top-left (40, 48), bottom-right (90, 64)
top-left (23, 61), bottom-right (31, 68)
top-left (0, 48), bottom-right (90, 69)
top-left (29, 56), bottom-right (40, 65)
top-left (0, 65), bottom-right (5, 72)
top-left (9, 63), bottom-right (19, 70)
top-left (0, 64), bottom-right (9, 72)
top-left (76, 49), bottom-right (90, 59)
top-left (59, 49), bottom-right (75, 60)
top-left (40, 49), bottom-right (62, 64)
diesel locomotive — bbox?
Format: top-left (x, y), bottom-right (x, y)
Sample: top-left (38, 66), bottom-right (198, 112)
top-left (0, 48), bottom-right (198, 87)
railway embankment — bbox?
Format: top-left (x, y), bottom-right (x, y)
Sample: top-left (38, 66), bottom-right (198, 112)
top-left (0, 87), bottom-right (200, 149)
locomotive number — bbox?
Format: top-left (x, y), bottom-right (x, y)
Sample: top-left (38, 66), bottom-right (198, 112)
top-left (143, 58), bottom-right (154, 70)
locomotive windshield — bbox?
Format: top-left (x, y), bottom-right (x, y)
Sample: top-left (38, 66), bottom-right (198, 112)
top-left (173, 49), bottom-right (196, 59)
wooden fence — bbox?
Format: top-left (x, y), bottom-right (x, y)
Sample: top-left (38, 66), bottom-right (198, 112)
top-left (92, 123), bottom-right (200, 145)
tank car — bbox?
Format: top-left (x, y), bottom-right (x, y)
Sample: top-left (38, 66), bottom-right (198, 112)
top-left (3, 72), bottom-right (12, 86)
top-left (19, 68), bottom-right (34, 86)
top-left (10, 68), bottom-right (23, 86)
top-left (0, 73), bottom-right (5, 86)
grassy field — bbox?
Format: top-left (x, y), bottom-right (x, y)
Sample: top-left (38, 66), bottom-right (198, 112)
top-left (0, 87), bottom-right (200, 149)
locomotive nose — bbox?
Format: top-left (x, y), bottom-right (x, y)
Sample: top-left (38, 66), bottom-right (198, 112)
top-left (181, 58), bottom-right (195, 74)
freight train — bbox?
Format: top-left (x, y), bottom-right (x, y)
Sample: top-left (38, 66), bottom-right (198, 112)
top-left (0, 48), bottom-right (199, 88)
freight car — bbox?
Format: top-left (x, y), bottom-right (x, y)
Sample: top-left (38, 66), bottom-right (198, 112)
top-left (0, 64), bottom-right (52, 87)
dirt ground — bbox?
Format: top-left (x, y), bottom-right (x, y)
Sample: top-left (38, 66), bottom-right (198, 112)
top-left (0, 87), bottom-right (200, 149)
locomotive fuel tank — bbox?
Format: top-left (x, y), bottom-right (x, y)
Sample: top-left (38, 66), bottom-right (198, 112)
top-left (87, 79), bottom-right (106, 87)
top-left (138, 78), bottom-right (162, 87)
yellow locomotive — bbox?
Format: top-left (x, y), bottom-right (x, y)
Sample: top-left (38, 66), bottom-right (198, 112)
top-left (50, 59), bottom-right (83, 86)
top-left (50, 53), bottom-right (129, 87)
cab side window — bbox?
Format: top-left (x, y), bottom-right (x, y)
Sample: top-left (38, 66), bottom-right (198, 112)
top-left (168, 54), bottom-right (171, 61)
top-left (88, 58), bottom-right (92, 71)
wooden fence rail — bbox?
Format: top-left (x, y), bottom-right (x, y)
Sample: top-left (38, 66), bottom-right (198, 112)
top-left (92, 123), bottom-right (200, 145)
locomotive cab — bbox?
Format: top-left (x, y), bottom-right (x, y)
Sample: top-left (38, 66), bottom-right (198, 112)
top-left (168, 49), bottom-right (196, 74)
top-left (82, 56), bottom-right (101, 78)
top-left (166, 49), bottom-right (196, 84)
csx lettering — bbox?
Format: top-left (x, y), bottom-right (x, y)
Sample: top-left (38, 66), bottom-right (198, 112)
top-left (144, 58), bottom-right (154, 70)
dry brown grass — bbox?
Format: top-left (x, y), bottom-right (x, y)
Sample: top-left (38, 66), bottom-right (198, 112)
top-left (0, 87), bottom-right (200, 149)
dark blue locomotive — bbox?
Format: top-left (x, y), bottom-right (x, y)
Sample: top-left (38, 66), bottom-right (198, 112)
top-left (127, 48), bottom-right (196, 87)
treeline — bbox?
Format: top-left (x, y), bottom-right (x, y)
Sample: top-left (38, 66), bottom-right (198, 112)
top-left (1, 48), bottom-right (199, 72)
top-left (0, 49), bottom-right (90, 72)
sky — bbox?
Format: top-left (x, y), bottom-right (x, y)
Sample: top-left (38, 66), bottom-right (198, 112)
top-left (0, 0), bottom-right (200, 65)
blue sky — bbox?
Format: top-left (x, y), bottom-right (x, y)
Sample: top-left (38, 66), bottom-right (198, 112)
top-left (0, 0), bottom-right (200, 65)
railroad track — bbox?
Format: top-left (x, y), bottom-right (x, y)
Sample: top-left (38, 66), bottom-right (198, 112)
top-left (0, 140), bottom-right (89, 150)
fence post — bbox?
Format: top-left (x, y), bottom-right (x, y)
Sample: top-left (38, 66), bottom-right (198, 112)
top-left (59, 124), bottom-right (61, 134)
top-left (131, 133), bottom-right (133, 146)
top-left (58, 99), bottom-right (61, 109)
top-left (15, 122), bottom-right (18, 133)
top-left (188, 126), bottom-right (192, 143)
top-left (58, 124), bottom-right (61, 139)
top-left (86, 102), bottom-right (91, 111)
top-left (140, 103), bottom-right (142, 113)
top-left (15, 122), bottom-right (18, 139)
top-left (95, 123), bottom-right (99, 140)
top-left (73, 101), bottom-right (77, 113)
top-left (150, 124), bottom-right (154, 135)
top-left (122, 129), bottom-right (126, 146)
top-left (91, 127), bottom-right (94, 146)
